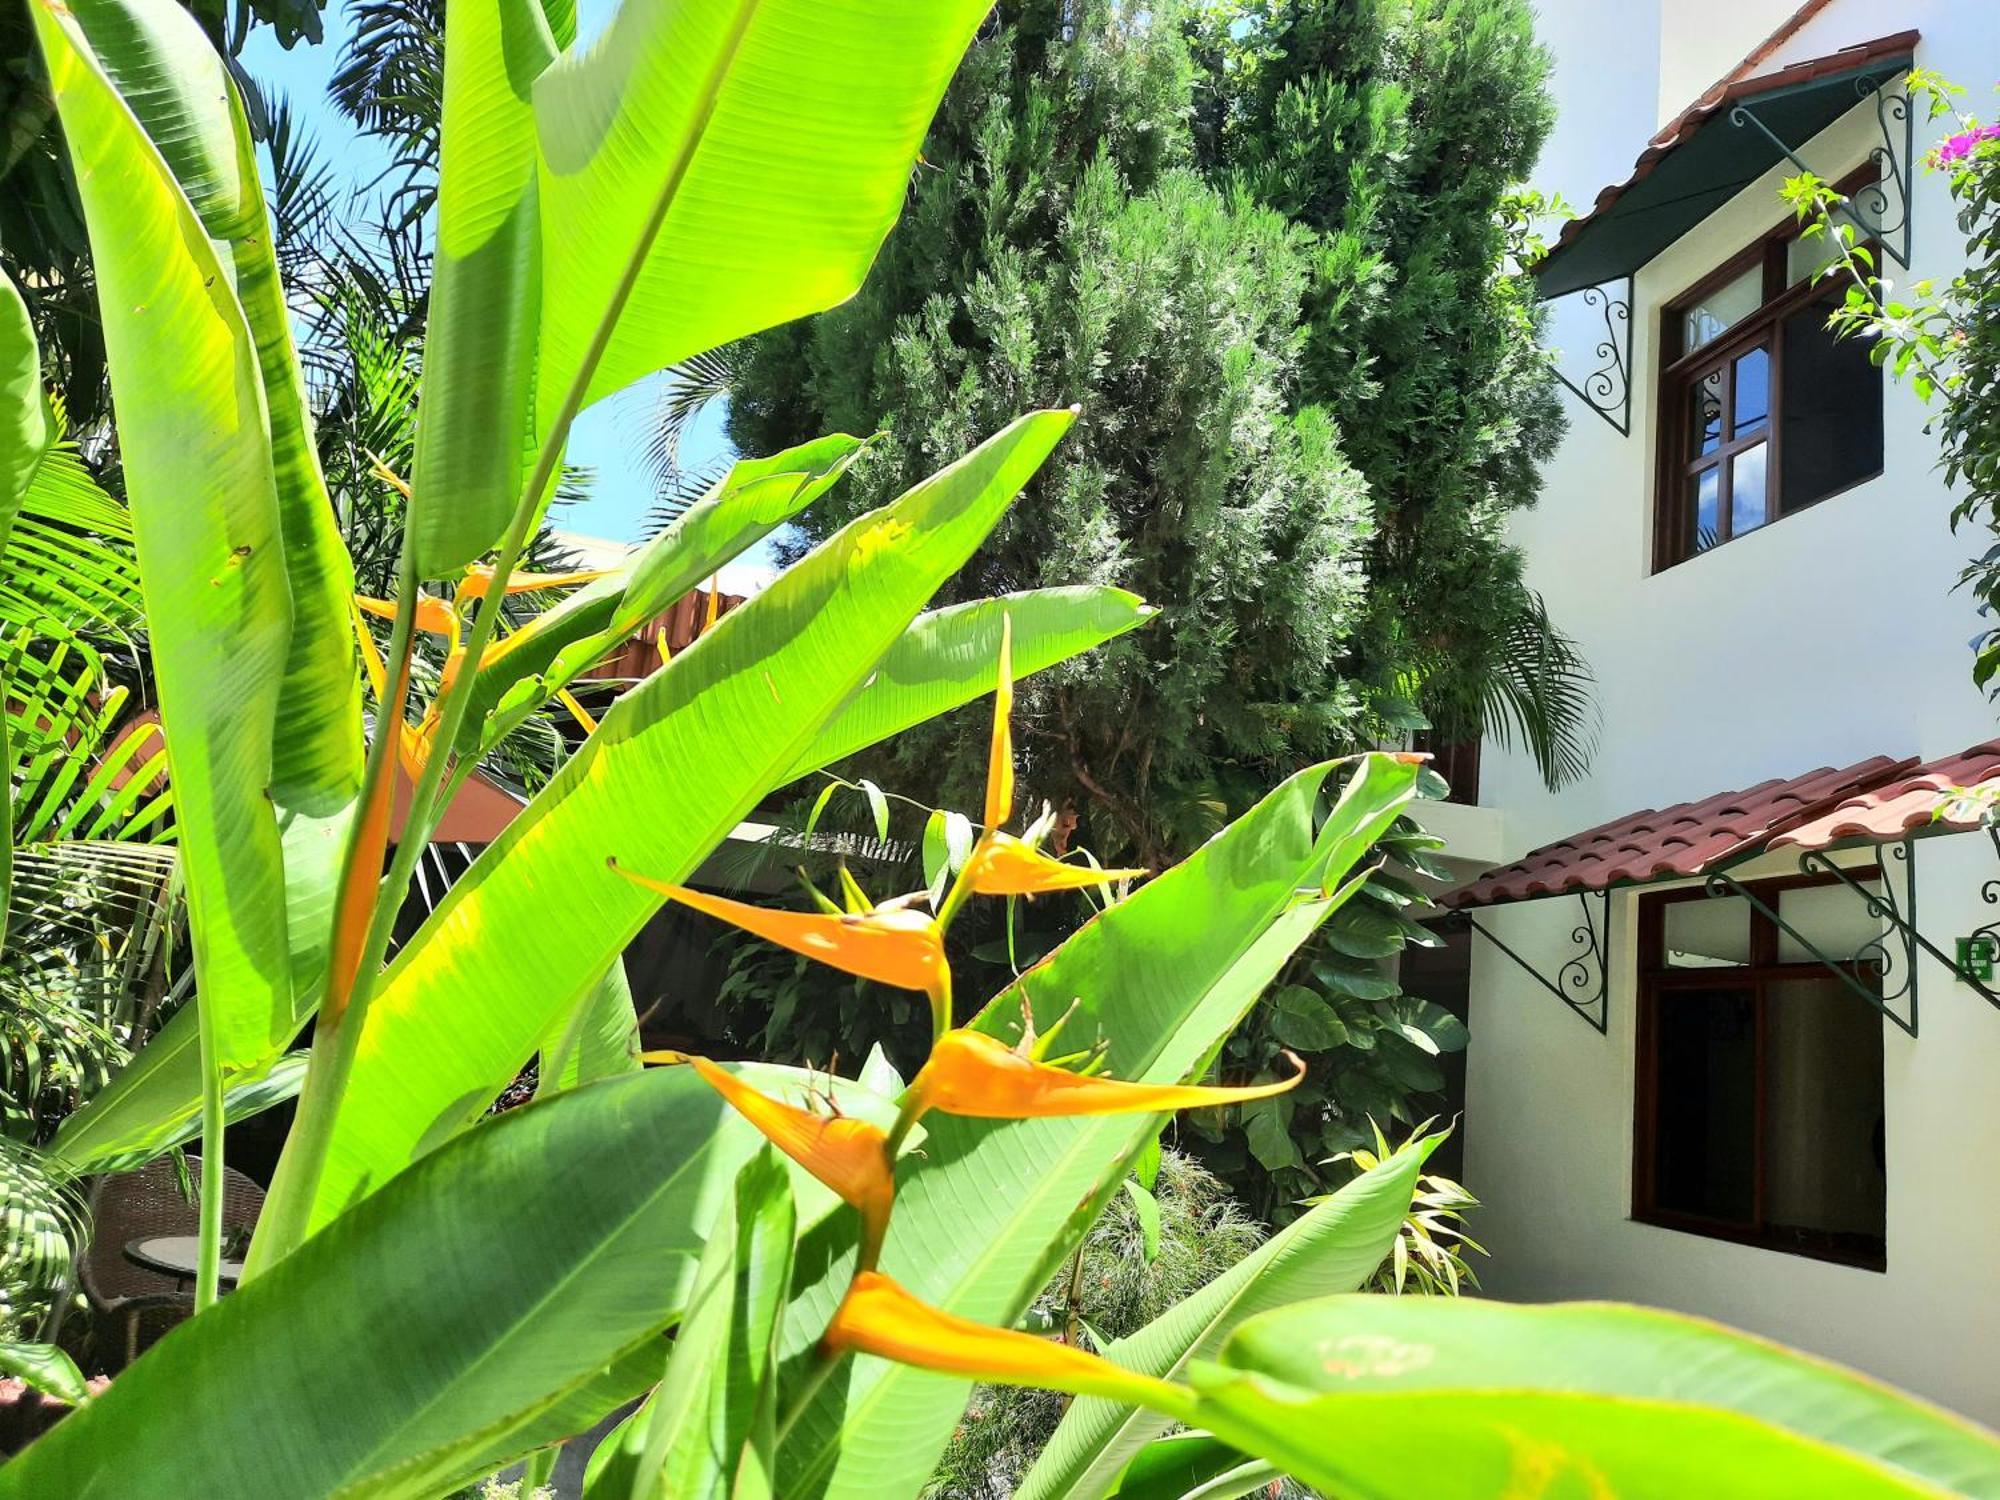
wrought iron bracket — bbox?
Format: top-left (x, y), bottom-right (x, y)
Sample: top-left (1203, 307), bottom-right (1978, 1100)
top-left (1707, 843), bottom-right (1928, 1035)
top-left (1548, 277), bottom-right (1632, 437)
top-left (1445, 891), bottom-right (1610, 1034)
top-left (1728, 73), bottom-right (1914, 271)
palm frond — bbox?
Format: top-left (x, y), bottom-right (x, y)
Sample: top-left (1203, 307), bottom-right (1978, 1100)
top-left (1479, 587), bottom-right (1598, 792)
top-left (0, 1136), bottom-right (87, 1339)
top-left (642, 348), bottom-right (738, 532)
top-left (329, 0), bottom-right (445, 226)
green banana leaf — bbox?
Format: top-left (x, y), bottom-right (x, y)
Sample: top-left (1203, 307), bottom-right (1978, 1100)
top-left (34, 0), bottom-right (294, 1069)
top-left (786, 589), bottom-right (1155, 782)
top-left (56, 0), bottom-right (363, 1020)
top-left (1105, 1434), bottom-right (1275, 1500)
top-left (536, 956), bottom-right (642, 1099)
top-left (405, 0), bottom-right (552, 575)
top-left (588, 1150), bottom-right (796, 1500)
top-left (296, 411), bottom-right (1076, 1234)
top-left (463, 433), bottom-right (866, 757)
top-left (411, 0), bottom-right (994, 573)
top-left (532, 0), bottom-right (994, 428)
top-left (0, 269), bottom-right (43, 555)
top-left (773, 754), bottom-right (1422, 1498)
top-left (1186, 1297), bottom-right (2000, 1500)
top-left (50, 1021), bottom-right (306, 1173)
top-left (0, 1064), bottom-right (893, 1499)
top-left (1016, 1137), bottom-right (1435, 1500)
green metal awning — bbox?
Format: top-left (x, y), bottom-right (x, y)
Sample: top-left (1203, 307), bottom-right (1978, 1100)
top-left (1533, 34), bottom-right (1916, 300)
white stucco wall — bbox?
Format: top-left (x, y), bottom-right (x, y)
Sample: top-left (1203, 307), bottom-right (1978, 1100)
top-left (1468, 1), bottom-right (2000, 1423)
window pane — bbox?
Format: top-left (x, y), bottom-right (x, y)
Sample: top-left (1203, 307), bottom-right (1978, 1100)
top-left (1781, 295), bottom-right (1883, 511)
top-left (1776, 878), bottom-right (1883, 965)
top-left (1652, 986), bottom-right (1756, 1225)
top-left (1732, 347), bottom-right (1769, 434)
top-left (1731, 443), bottom-right (1769, 536)
top-left (1762, 977), bottom-right (1885, 1253)
top-left (1691, 468), bottom-right (1721, 553)
top-left (1681, 266), bottom-right (1763, 354)
top-left (1688, 368), bottom-right (1724, 455)
top-left (1664, 894), bottom-right (1750, 968)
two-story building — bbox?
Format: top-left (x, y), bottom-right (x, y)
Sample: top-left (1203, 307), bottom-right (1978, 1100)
top-left (1448, 0), bottom-right (2000, 1425)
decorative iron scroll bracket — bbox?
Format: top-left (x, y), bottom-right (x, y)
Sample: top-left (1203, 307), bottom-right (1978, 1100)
top-left (1878, 828), bottom-right (2000, 1017)
top-left (1707, 842), bottom-right (1929, 1035)
top-left (1728, 73), bottom-right (1914, 271)
top-left (1445, 890), bottom-right (1610, 1034)
top-left (1548, 277), bottom-right (1632, 437)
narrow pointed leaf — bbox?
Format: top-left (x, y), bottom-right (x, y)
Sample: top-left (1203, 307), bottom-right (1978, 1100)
top-left (463, 434), bottom-right (863, 753)
top-left (34, 0), bottom-right (292, 1067)
top-left (785, 589), bottom-right (1153, 781)
top-left (406, 0), bottom-right (554, 574)
top-left (299, 412), bottom-right (1074, 1232)
top-left (60, 0), bottom-right (364, 1021)
top-left (1017, 1141), bottom-right (1432, 1500)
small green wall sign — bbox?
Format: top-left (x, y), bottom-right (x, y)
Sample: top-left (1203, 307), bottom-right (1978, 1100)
top-left (1957, 935), bottom-right (1996, 983)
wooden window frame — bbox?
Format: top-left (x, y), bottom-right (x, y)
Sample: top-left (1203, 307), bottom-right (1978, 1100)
top-left (1650, 165), bottom-right (1885, 573)
top-left (1631, 870), bottom-right (1887, 1273)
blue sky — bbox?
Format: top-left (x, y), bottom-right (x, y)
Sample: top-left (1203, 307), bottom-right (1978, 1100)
top-left (242, 2), bottom-right (732, 545)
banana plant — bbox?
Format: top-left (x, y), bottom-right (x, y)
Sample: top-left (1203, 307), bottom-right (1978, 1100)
top-left (11, 0), bottom-right (2000, 1495)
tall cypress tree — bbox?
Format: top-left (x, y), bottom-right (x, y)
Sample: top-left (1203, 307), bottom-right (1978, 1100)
top-left (729, 0), bottom-right (1575, 860)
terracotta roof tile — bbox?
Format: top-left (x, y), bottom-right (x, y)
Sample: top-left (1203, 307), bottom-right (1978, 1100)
top-left (1534, 31), bottom-right (1921, 280)
top-left (1445, 754), bottom-right (1914, 908)
top-left (1772, 739), bottom-right (2000, 851)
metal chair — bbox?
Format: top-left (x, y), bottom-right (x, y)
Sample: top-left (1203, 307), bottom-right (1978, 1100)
top-left (78, 1155), bottom-right (263, 1369)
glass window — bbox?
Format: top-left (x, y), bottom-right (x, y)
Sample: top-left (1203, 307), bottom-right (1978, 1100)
top-left (1664, 893), bottom-right (1749, 967)
top-left (1762, 977), bottom-right (1886, 1247)
top-left (1732, 347), bottom-right (1769, 433)
top-left (1690, 368), bottom-right (1724, 455)
top-left (1681, 265), bottom-right (1762, 354)
top-left (1692, 469), bottom-right (1720, 553)
top-left (1780, 293), bottom-right (1884, 511)
top-left (1658, 215), bottom-right (1885, 571)
top-left (1652, 986), bottom-right (1757, 1223)
top-left (1638, 878), bottom-right (1887, 1269)
top-left (1731, 443), bottom-right (1768, 535)
top-left (1776, 878), bottom-right (1883, 965)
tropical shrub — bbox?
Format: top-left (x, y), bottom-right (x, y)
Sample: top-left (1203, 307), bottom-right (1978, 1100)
top-left (1, 1), bottom-right (1996, 1496)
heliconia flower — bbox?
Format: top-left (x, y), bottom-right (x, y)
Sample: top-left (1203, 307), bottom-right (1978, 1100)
top-left (647, 1050), bottom-right (896, 1268)
top-left (984, 614), bottom-right (1014, 831)
top-left (907, 1027), bottom-right (1305, 1121)
top-left (964, 831), bottom-right (1147, 897)
top-left (356, 590), bottom-right (462, 646)
top-left (822, 1271), bottom-right (1193, 1417)
top-left (457, 564), bottom-right (615, 601)
top-left (609, 860), bottom-right (950, 1002)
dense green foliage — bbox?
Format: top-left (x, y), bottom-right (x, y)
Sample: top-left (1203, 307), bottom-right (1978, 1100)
top-left (731, 0), bottom-right (1575, 866)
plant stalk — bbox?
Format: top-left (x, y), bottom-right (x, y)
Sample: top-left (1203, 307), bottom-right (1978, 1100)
top-left (194, 989), bottom-right (225, 1311)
